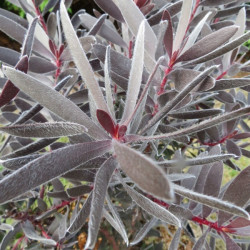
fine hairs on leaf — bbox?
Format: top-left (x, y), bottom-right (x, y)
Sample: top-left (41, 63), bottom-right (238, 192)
top-left (0, 0), bottom-right (250, 249)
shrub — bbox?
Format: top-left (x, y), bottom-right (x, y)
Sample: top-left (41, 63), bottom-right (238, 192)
top-left (0, 0), bottom-right (250, 249)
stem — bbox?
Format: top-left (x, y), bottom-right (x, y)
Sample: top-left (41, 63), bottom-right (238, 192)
top-left (100, 228), bottom-right (119, 250)
top-left (13, 235), bottom-right (25, 250)
top-left (32, 0), bottom-right (48, 34)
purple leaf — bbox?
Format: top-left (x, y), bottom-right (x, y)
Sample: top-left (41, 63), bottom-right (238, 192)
top-left (96, 109), bottom-right (116, 137)
top-left (202, 161), bottom-right (223, 217)
top-left (2, 66), bottom-right (107, 140)
top-left (93, 0), bottom-right (124, 22)
top-left (174, 184), bottom-right (249, 219)
top-left (0, 56), bottom-right (28, 108)
top-left (177, 26), bottom-right (238, 62)
top-left (218, 166), bottom-right (250, 226)
top-left (67, 192), bottom-right (93, 233)
top-left (120, 178), bottom-right (181, 227)
top-left (162, 10), bottom-right (173, 58)
top-left (21, 220), bottom-right (57, 246)
top-left (79, 13), bottom-right (127, 48)
top-left (0, 122), bottom-right (87, 138)
top-left (85, 157), bottom-right (117, 249)
top-left (60, 2), bottom-right (109, 113)
top-left (169, 109), bottom-right (223, 119)
top-left (169, 68), bottom-right (215, 92)
top-left (222, 232), bottom-right (241, 250)
top-left (113, 140), bottom-right (174, 201)
top-left (226, 139), bottom-right (242, 158)
top-left (0, 140), bottom-right (111, 204)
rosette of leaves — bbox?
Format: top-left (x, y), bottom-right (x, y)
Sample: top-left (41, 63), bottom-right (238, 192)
top-left (0, 0), bottom-right (250, 249)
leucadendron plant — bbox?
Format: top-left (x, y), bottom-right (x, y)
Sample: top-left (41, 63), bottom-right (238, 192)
top-left (0, 0), bottom-right (250, 249)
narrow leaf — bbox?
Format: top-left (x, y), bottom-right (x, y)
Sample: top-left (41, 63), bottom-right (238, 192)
top-left (0, 122), bottom-right (87, 138)
top-left (0, 140), bottom-right (111, 204)
top-left (173, 0), bottom-right (192, 53)
top-left (67, 192), bottom-right (93, 233)
top-left (120, 179), bottom-right (181, 227)
top-left (121, 20), bottom-right (145, 124)
top-left (2, 66), bottom-right (107, 140)
top-left (85, 157), bottom-right (116, 249)
top-left (60, 2), bottom-right (109, 113)
top-left (22, 220), bottom-right (57, 246)
top-left (169, 109), bottom-right (223, 119)
top-left (130, 218), bottom-right (157, 246)
top-left (174, 184), bottom-right (249, 219)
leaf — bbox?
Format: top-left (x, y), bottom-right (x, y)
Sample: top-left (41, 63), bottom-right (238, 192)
top-left (202, 161), bottom-right (223, 218)
top-left (160, 154), bottom-right (234, 167)
top-left (0, 154), bottom-right (40, 170)
top-left (0, 14), bottom-right (53, 59)
top-left (222, 232), bottom-right (241, 250)
top-left (0, 56), bottom-right (28, 108)
top-left (0, 122), bottom-right (87, 138)
top-left (29, 56), bottom-right (57, 73)
top-left (104, 45), bottom-right (116, 120)
top-left (121, 20), bottom-right (145, 124)
top-left (68, 192), bottom-right (93, 233)
top-left (85, 157), bottom-right (116, 249)
top-left (0, 47), bottom-right (20, 66)
top-left (181, 11), bottom-right (212, 54)
top-left (66, 185), bottom-right (92, 198)
top-left (113, 140), bottom-right (174, 201)
top-left (172, 0), bottom-right (192, 53)
top-left (174, 184), bottom-right (249, 219)
top-left (169, 227), bottom-right (182, 250)
top-left (93, 0), bottom-right (124, 22)
top-left (60, 2), bottom-right (109, 113)
top-left (184, 31), bottom-right (250, 66)
top-left (130, 218), bottom-right (157, 246)
top-left (0, 140), bottom-right (111, 204)
top-left (226, 139), bottom-right (241, 158)
top-left (96, 109), bottom-right (115, 137)
top-left (169, 109), bottom-right (223, 119)
top-left (140, 65), bottom-right (218, 133)
top-left (113, 0), bottom-right (157, 59)
top-left (192, 228), bottom-right (209, 250)
top-left (79, 13), bottom-right (127, 48)
top-left (201, 0), bottom-right (238, 6)
top-left (21, 17), bottom-right (38, 58)
top-left (139, 106), bottom-right (250, 142)
top-left (0, 223), bottom-right (21, 250)
top-left (208, 78), bottom-right (250, 91)
top-left (177, 26), bottom-right (238, 62)
top-left (2, 66), bottom-right (107, 140)
top-left (21, 220), bottom-right (57, 246)
top-left (106, 194), bottom-right (129, 245)
top-left (218, 166), bottom-right (250, 226)
top-left (120, 178), bottom-right (181, 227)
top-left (169, 68), bottom-right (215, 92)
top-left (162, 10), bottom-right (173, 58)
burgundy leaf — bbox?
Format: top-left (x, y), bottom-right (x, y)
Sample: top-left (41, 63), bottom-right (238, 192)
top-left (118, 125), bottom-right (127, 138)
top-left (0, 56), bottom-right (28, 108)
top-left (96, 109), bottom-right (116, 137)
top-left (162, 10), bottom-right (173, 58)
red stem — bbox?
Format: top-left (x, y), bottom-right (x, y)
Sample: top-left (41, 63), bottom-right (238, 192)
top-left (13, 235), bottom-right (25, 250)
top-left (32, 0), bottom-right (48, 34)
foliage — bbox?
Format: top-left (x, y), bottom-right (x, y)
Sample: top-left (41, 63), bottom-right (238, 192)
top-left (0, 0), bottom-right (250, 249)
